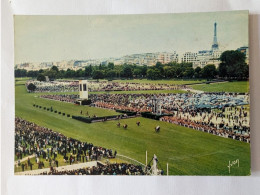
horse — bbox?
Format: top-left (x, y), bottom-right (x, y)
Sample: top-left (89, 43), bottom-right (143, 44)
top-left (136, 121), bottom-right (140, 126)
top-left (117, 122), bottom-right (120, 127)
top-left (155, 125), bottom-right (160, 133)
top-left (123, 124), bottom-right (128, 129)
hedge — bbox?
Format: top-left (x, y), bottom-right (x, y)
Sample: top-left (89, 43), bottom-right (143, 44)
top-left (81, 99), bottom-right (92, 105)
top-left (115, 109), bottom-right (137, 116)
top-left (141, 112), bottom-right (173, 120)
top-left (72, 114), bottom-right (122, 123)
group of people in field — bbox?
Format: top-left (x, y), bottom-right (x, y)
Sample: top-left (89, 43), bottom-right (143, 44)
top-left (38, 91), bottom-right (250, 142)
top-left (39, 163), bottom-right (145, 175)
top-left (26, 80), bottom-right (183, 93)
top-left (15, 117), bottom-right (116, 172)
top-left (26, 80), bottom-right (78, 93)
top-left (87, 80), bottom-right (182, 92)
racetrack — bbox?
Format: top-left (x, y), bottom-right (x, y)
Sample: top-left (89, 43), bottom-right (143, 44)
top-left (15, 78), bottom-right (250, 175)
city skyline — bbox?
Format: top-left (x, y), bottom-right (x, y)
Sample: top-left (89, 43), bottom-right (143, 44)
top-left (14, 10), bottom-right (248, 64)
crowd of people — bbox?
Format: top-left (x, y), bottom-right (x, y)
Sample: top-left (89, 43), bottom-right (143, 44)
top-left (87, 80), bottom-right (182, 92)
top-left (161, 112), bottom-right (250, 143)
top-left (15, 117), bottom-right (116, 172)
top-left (26, 80), bottom-right (78, 92)
top-left (26, 80), bottom-right (184, 93)
top-left (37, 92), bottom-right (250, 142)
top-left (39, 163), bottom-right (145, 175)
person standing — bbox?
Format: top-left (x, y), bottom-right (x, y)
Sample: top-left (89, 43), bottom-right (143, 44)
top-left (21, 164), bottom-right (25, 172)
top-left (55, 160), bottom-right (58, 167)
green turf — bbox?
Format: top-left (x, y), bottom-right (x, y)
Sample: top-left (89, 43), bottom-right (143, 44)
top-left (191, 81), bottom-right (249, 93)
top-left (15, 78), bottom-right (251, 175)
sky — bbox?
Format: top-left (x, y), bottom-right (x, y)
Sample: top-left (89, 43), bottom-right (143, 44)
top-left (14, 10), bottom-right (248, 64)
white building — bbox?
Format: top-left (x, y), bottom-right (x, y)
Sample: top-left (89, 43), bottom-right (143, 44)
top-left (79, 80), bottom-right (88, 99)
top-left (181, 52), bottom-right (197, 63)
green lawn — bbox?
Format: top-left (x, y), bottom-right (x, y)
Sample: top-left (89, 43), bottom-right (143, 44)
top-left (191, 81), bottom-right (249, 93)
top-left (15, 78), bottom-right (250, 175)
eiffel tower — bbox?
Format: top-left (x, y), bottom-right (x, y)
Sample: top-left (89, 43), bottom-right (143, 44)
top-left (211, 22), bottom-right (219, 51)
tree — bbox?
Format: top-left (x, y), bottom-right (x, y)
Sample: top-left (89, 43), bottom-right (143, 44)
top-left (141, 65), bottom-right (147, 77)
top-left (194, 67), bottom-right (202, 78)
top-left (218, 63), bottom-right (227, 78)
top-left (37, 74), bottom-right (46, 82)
top-left (27, 83), bottom-right (36, 91)
top-left (65, 69), bottom-right (76, 78)
top-left (133, 69), bottom-right (142, 78)
top-left (147, 69), bottom-right (162, 80)
top-left (108, 62), bottom-right (115, 70)
top-left (201, 64), bottom-right (217, 79)
top-left (106, 70), bottom-right (116, 79)
top-left (76, 69), bottom-right (85, 77)
top-left (155, 62), bottom-right (164, 75)
top-left (175, 66), bottom-right (183, 78)
top-left (84, 65), bottom-right (93, 77)
top-left (121, 65), bottom-right (133, 78)
top-left (219, 50), bottom-right (248, 80)
top-left (45, 69), bottom-right (58, 80)
top-left (51, 66), bottom-right (59, 72)
top-left (183, 67), bottom-right (194, 78)
top-left (27, 70), bottom-right (38, 78)
top-left (15, 69), bottom-right (27, 77)
top-left (164, 66), bottom-right (176, 78)
top-left (92, 70), bottom-right (104, 80)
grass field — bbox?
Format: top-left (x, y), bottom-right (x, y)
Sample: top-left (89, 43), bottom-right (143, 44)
top-left (191, 81), bottom-right (249, 93)
top-left (15, 78), bottom-right (250, 175)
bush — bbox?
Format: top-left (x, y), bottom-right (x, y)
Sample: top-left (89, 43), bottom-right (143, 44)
top-left (72, 114), bottom-right (121, 123)
top-left (54, 110), bottom-right (57, 113)
top-left (58, 112), bottom-right (61, 114)
top-left (63, 113), bottom-right (65, 116)
top-left (37, 74), bottom-right (46, 82)
top-left (81, 99), bottom-right (92, 105)
top-left (115, 110), bottom-right (137, 116)
top-left (141, 112), bottom-right (173, 120)
top-left (67, 114), bottom-right (70, 117)
top-left (27, 83), bottom-right (36, 91)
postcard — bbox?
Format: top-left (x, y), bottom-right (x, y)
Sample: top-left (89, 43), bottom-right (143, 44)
top-left (14, 11), bottom-right (250, 175)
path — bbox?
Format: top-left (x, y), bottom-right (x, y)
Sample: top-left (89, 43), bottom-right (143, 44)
top-left (15, 149), bottom-right (48, 164)
top-left (182, 88), bottom-right (204, 93)
top-left (15, 161), bottom-right (98, 175)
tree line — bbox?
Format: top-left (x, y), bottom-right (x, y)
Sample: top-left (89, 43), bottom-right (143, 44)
top-left (15, 50), bottom-right (248, 81)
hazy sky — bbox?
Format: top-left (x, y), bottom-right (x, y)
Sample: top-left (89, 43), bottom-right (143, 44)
top-left (14, 10), bottom-right (248, 64)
